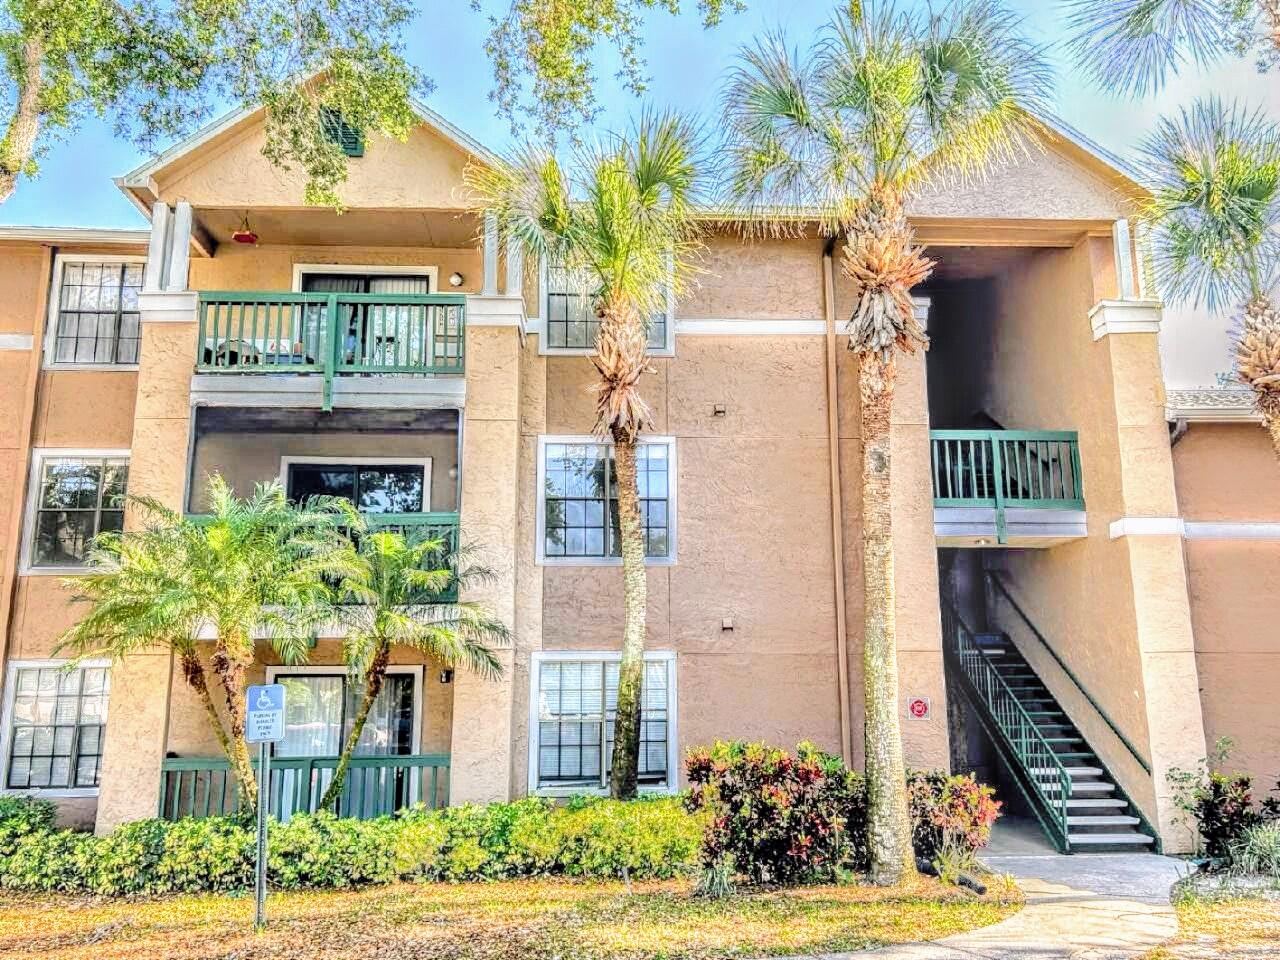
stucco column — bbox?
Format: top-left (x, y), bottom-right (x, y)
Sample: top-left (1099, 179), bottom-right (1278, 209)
top-left (893, 298), bottom-right (949, 769)
top-left (95, 291), bottom-right (197, 832)
top-left (1097, 309), bottom-right (1207, 851)
top-left (450, 302), bottom-right (524, 802)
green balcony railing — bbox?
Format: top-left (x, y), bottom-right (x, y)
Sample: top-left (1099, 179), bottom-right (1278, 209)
top-left (196, 291), bottom-right (466, 410)
top-left (930, 430), bottom-right (1083, 543)
top-left (158, 753), bottom-right (451, 821)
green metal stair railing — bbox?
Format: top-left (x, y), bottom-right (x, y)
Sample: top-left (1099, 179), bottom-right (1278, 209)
top-left (941, 602), bottom-right (1073, 851)
top-left (984, 570), bottom-right (1162, 851)
top-left (931, 430), bottom-right (1084, 543)
top-left (158, 753), bottom-right (451, 820)
top-left (196, 291), bottom-right (466, 410)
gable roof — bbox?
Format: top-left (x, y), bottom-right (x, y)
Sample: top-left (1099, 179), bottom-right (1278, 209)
top-left (114, 98), bottom-right (500, 216)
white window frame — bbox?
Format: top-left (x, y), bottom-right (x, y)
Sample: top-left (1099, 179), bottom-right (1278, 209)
top-left (42, 254), bottom-right (146, 371)
top-left (291, 263), bottom-right (439, 292)
top-left (20, 448), bottom-right (131, 576)
top-left (536, 258), bottom-right (675, 357)
top-left (527, 650), bottom-right (677, 797)
top-left (535, 435), bottom-right (677, 566)
top-left (278, 456), bottom-right (433, 512)
top-left (0, 658), bottom-right (111, 798)
top-left (264, 664), bottom-right (424, 756)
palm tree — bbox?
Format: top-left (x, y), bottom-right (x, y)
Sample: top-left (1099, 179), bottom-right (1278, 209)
top-left (1141, 100), bottom-right (1280, 453)
top-left (57, 477), bottom-right (354, 807)
top-left (467, 112), bottom-right (704, 799)
top-left (719, 0), bottom-right (1051, 884)
top-left (318, 525), bottom-right (511, 810)
top-left (1062, 1), bottom-right (1280, 97)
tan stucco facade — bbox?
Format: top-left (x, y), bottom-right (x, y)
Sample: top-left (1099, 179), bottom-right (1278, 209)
top-left (1, 106), bottom-right (1273, 855)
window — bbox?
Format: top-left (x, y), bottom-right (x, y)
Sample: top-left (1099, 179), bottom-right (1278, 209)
top-left (47, 259), bottom-right (144, 366)
top-left (537, 437), bottom-right (675, 564)
top-left (321, 108), bottom-right (364, 157)
top-left (541, 262), bottom-right (673, 354)
top-left (24, 452), bottom-right (129, 571)
top-left (3, 661), bottom-right (110, 793)
top-left (283, 459), bottom-right (430, 514)
top-left (529, 652), bottom-right (675, 794)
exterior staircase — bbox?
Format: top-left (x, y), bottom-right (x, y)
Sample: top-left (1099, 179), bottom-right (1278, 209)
top-left (942, 601), bottom-right (1159, 853)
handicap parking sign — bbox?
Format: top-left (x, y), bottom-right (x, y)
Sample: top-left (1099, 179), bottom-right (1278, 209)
top-left (245, 683), bottom-right (286, 743)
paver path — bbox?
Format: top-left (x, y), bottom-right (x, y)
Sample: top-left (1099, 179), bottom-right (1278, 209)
top-left (812, 853), bottom-right (1191, 960)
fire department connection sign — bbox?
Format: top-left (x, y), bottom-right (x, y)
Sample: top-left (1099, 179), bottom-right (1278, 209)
top-left (245, 684), bottom-right (285, 743)
top-left (907, 696), bottom-right (931, 721)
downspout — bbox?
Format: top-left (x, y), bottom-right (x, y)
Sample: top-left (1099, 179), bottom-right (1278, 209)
top-left (823, 236), bottom-right (853, 766)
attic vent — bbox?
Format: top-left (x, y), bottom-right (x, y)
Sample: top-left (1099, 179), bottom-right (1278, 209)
top-left (321, 107), bottom-right (364, 158)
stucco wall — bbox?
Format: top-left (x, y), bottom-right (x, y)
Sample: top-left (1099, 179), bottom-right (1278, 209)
top-left (158, 118), bottom-right (479, 211)
top-left (188, 243), bottom-right (482, 294)
top-left (189, 429), bottom-right (460, 513)
top-left (1174, 424), bottom-right (1280, 791)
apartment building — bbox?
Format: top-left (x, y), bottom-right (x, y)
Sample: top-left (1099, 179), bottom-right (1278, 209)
top-left (0, 100), bottom-right (1274, 855)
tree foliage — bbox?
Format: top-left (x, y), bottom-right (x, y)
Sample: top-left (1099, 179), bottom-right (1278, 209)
top-left (1062, 0), bottom-right (1278, 97)
top-left (320, 523), bottom-right (510, 809)
top-left (0, 0), bottom-right (425, 206)
top-left (478, 0), bottom-right (744, 135)
top-left (56, 477), bottom-right (357, 808)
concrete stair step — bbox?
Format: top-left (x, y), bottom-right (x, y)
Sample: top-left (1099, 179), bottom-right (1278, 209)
top-left (1066, 798), bottom-right (1127, 808)
top-left (1068, 833), bottom-right (1155, 845)
top-left (1067, 815), bottom-right (1141, 827)
top-left (1030, 766), bottom-right (1103, 776)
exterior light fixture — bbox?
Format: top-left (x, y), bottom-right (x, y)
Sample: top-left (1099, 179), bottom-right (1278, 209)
top-left (448, 272), bottom-right (464, 287)
top-left (439, 669), bottom-right (454, 684)
top-left (231, 214), bottom-right (258, 245)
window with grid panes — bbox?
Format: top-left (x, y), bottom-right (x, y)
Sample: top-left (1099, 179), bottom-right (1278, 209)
top-left (50, 261), bottom-right (143, 365)
top-left (544, 263), bottom-right (669, 351)
top-left (541, 441), bottom-right (671, 560)
top-left (534, 657), bottom-right (671, 790)
top-left (29, 456), bottom-right (128, 568)
top-left (5, 664), bottom-right (110, 790)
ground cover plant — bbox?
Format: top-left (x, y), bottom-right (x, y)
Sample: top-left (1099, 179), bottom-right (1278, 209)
top-left (0, 876), bottom-right (1022, 960)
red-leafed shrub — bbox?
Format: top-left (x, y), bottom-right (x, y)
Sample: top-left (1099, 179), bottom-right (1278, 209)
top-left (685, 741), bottom-right (1002, 885)
top-left (907, 771), bottom-right (1002, 861)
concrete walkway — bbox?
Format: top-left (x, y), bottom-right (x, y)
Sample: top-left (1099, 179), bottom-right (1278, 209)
top-left (819, 822), bottom-right (1194, 960)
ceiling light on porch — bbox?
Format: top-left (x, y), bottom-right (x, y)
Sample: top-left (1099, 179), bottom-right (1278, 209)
top-left (231, 214), bottom-right (258, 245)
top-left (448, 272), bottom-right (464, 287)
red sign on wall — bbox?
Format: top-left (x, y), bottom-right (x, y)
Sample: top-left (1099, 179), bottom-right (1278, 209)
top-left (907, 696), bottom-right (931, 720)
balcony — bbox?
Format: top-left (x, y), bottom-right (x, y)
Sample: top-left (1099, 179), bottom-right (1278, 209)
top-left (931, 430), bottom-right (1086, 547)
top-left (194, 291), bottom-right (466, 410)
top-left (158, 753), bottom-right (451, 820)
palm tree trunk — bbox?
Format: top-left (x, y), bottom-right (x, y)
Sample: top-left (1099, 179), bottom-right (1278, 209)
top-left (859, 357), bottom-right (916, 886)
top-left (319, 643), bottom-right (390, 811)
top-left (1261, 1), bottom-right (1280, 55)
top-left (1235, 294), bottom-right (1280, 461)
top-left (211, 642), bottom-right (258, 810)
top-left (608, 433), bottom-right (647, 800)
top-left (178, 650), bottom-right (238, 776)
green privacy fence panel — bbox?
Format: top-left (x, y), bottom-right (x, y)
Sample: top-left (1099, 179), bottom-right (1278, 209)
top-left (363, 511), bottom-right (461, 602)
top-left (930, 430), bottom-right (1083, 542)
top-left (196, 292), bottom-right (466, 410)
top-left (941, 602), bottom-right (1072, 852)
top-left (158, 753), bottom-right (451, 821)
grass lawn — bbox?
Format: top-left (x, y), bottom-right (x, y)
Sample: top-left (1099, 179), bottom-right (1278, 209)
top-left (1141, 890), bottom-right (1280, 959)
top-left (0, 876), bottom-right (1022, 960)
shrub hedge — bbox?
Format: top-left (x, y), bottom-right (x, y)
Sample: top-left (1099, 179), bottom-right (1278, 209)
top-left (0, 794), bottom-right (702, 896)
top-left (685, 741), bottom-right (1001, 885)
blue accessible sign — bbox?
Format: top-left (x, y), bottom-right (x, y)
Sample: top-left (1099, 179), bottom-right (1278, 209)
top-left (245, 683), bottom-right (286, 743)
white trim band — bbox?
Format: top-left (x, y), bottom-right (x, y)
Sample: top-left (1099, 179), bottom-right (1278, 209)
top-left (1089, 299), bottom-right (1162, 340)
top-left (0, 334), bottom-right (33, 350)
top-left (466, 293), bottom-right (525, 327)
top-left (1109, 517), bottom-right (1184, 539)
top-left (1165, 389), bottom-right (1260, 423)
top-left (1184, 522), bottom-right (1280, 541)
top-left (138, 289), bottom-right (198, 323)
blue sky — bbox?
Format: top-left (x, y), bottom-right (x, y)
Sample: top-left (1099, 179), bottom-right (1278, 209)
top-left (2, 0), bottom-right (1277, 229)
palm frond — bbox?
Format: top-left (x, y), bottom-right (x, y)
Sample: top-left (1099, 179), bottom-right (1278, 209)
top-left (1139, 97), bottom-right (1280, 310)
top-left (1062, 0), bottom-right (1239, 98)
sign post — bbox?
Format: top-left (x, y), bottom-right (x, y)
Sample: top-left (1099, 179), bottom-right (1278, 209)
top-left (245, 683), bottom-right (285, 933)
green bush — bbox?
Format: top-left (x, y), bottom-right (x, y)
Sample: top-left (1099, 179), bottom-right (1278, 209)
top-left (1232, 822), bottom-right (1280, 877)
top-left (0, 794), bottom-right (698, 896)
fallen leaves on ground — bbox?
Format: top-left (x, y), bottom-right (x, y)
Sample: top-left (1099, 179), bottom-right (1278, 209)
top-left (1142, 893), bottom-right (1280, 959)
top-left (0, 876), bottom-right (1022, 960)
